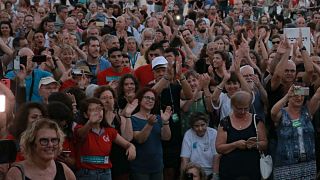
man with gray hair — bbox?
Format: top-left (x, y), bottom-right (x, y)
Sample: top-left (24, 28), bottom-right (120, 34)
top-left (240, 65), bottom-right (268, 119)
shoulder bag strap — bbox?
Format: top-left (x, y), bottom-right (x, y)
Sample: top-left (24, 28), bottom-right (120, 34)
top-left (253, 114), bottom-right (263, 154)
top-left (28, 70), bottom-right (35, 101)
top-left (11, 163), bottom-right (25, 180)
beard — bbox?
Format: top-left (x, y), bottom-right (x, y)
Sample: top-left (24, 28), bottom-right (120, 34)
top-left (198, 29), bottom-right (206, 33)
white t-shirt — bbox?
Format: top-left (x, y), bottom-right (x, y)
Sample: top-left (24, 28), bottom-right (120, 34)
top-left (213, 92), bottom-right (232, 121)
top-left (213, 92), bottom-right (255, 121)
top-left (180, 127), bottom-right (218, 175)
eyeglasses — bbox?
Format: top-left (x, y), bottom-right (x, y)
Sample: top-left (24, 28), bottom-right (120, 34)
top-left (38, 137), bottom-right (60, 146)
top-left (143, 96), bottom-right (155, 102)
top-left (272, 41), bottom-right (280, 44)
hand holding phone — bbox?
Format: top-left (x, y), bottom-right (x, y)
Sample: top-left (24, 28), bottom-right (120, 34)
top-left (246, 137), bottom-right (257, 149)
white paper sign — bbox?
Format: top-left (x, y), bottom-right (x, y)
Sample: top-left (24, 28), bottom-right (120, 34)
top-left (283, 27), bottom-right (311, 55)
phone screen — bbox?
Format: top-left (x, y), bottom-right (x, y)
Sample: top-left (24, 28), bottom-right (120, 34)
top-left (13, 56), bottom-right (20, 70)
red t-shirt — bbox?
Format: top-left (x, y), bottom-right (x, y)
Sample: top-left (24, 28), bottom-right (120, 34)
top-left (97, 67), bottom-right (131, 85)
top-left (134, 64), bottom-right (154, 88)
top-left (59, 79), bottom-right (77, 92)
top-left (74, 125), bottom-right (118, 170)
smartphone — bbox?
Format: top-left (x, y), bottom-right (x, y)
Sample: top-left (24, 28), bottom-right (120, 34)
top-left (248, 137), bottom-right (257, 141)
top-left (32, 55), bottom-right (47, 63)
top-left (1, 78), bottom-right (10, 89)
top-left (0, 95), bottom-right (5, 112)
top-left (96, 21), bottom-right (104, 27)
top-left (0, 140), bottom-right (17, 163)
top-left (49, 12), bottom-right (56, 21)
top-left (13, 56), bottom-right (27, 70)
top-left (294, 86), bottom-right (309, 96)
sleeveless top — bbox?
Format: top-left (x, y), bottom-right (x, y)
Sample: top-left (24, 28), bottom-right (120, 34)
top-left (275, 106), bottom-right (315, 167)
top-left (219, 115), bottom-right (261, 180)
top-left (25, 161), bottom-right (66, 180)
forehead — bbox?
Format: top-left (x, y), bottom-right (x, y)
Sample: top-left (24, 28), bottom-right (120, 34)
top-left (110, 51), bottom-right (122, 55)
top-left (144, 91), bottom-right (155, 97)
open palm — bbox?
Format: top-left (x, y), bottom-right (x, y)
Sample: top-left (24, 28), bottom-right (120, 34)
top-left (161, 106), bottom-right (173, 122)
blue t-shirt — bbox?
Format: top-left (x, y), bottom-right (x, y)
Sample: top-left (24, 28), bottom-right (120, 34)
top-left (130, 115), bottom-right (163, 173)
top-left (6, 69), bottom-right (52, 102)
top-left (77, 56), bottom-right (111, 84)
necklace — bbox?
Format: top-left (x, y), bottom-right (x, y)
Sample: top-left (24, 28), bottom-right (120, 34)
top-left (232, 113), bottom-right (249, 130)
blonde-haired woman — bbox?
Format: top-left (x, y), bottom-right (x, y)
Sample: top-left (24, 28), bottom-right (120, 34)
top-left (5, 119), bottom-right (76, 180)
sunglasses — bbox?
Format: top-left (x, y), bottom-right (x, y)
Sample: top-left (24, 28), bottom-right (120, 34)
top-left (272, 41), bottom-right (280, 44)
top-left (38, 137), bottom-right (60, 146)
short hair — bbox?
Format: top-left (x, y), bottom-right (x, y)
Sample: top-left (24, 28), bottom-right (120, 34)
top-left (184, 70), bottom-right (198, 80)
top-left (24, 14), bottom-right (34, 21)
top-left (188, 112), bottom-right (209, 127)
top-left (20, 119), bottom-right (65, 159)
top-left (57, 5), bottom-right (68, 13)
top-left (85, 36), bottom-right (100, 46)
top-left (13, 36), bottom-right (27, 49)
top-left (230, 91), bottom-right (252, 107)
top-left (181, 162), bottom-right (206, 180)
top-left (108, 47), bottom-right (122, 57)
top-left (164, 47), bottom-right (180, 56)
top-left (240, 64), bottom-right (254, 74)
top-left (156, 28), bottom-right (166, 36)
top-left (195, 19), bottom-right (206, 28)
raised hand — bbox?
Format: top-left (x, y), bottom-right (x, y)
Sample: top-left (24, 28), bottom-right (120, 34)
top-left (252, 74), bottom-right (261, 86)
top-left (16, 64), bottom-right (27, 81)
top-left (60, 69), bottom-right (72, 82)
top-left (123, 99), bottom-right (138, 117)
top-left (89, 111), bottom-right (103, 124)
top-left (161, 106), bottom-right (172, 122)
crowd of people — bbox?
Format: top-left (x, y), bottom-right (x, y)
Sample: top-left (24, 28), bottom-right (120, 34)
top-left (0, 0), bottom-right (320, 179)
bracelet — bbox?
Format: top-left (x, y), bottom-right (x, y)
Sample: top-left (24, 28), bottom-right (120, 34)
top-left (217, 86), bottom-right (223, 91)
top-left (123, 115), bottom-right (131, 118)
top-left (72, 103), bottom-right (77, 106)
top-left (162, 122), bottom-right (170, 125)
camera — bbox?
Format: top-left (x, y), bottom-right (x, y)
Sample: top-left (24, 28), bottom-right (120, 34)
top-left (294, 86), bottom-right (309, 96)
top-left (32, 55), bottom-right (47, 63)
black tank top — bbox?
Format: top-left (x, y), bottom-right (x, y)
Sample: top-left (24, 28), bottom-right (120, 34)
top-left (25, 161), bottom-right (66, 180)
